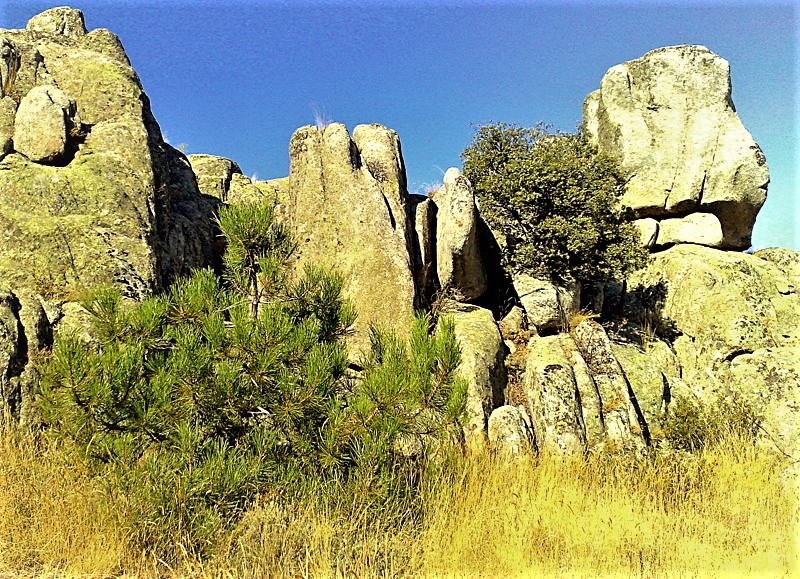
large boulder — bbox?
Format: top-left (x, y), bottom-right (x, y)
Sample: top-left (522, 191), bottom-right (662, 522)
top-left (445, 305), bottom-right (506, 443)
top-left (584, 45), bottom-right (769, 249)
top-left (431, 168), bottom-right (486, 301)
top-left (287, 123), bottom-right (418, 356)
top-left (0, 8), bottom-right (216, 301)
top-left (623, 244), bottom-right (800, 458)
top-left (626, 244), bottom-right (799, 363)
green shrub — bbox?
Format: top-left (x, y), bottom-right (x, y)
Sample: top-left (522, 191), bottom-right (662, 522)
top-left (461, 122), bottom-right (648, 283)
top-left (38, 201), bottom-right (466, 562)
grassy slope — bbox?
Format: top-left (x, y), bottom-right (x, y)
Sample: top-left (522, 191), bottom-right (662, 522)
top-left (1, 424), bottom-right (796, 578)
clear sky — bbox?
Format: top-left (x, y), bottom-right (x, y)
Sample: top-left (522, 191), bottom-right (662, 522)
top-left (3, 1), bottom-right (797, 250)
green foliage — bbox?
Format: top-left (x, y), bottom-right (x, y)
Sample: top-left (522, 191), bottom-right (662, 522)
top-left (461, 122), bottom-right (649, 283)
top-left (38, 200), bottom-right (466, 561)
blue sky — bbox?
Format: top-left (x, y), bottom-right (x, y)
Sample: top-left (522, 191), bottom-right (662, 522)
top-left (3, 1), bottom-right (797, 250)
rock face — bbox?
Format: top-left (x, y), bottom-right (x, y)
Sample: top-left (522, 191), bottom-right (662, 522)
top-left (431, 168), bottom-right (486, 301)
top-left (446, 305), bottom-right (506, 443)
top-left (0, 7), bottom-right (217, 301)
top-left (623, 244), bottom-right (800, 458)
top-left (584, 45), bottom-right (769, 249)
top-left (287, 123), bottom-right (418, 355)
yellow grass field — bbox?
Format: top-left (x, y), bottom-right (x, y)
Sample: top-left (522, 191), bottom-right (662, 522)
top-left (1, 425), bottom-right (797, 578)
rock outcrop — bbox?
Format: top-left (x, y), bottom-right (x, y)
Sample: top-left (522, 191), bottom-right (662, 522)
top-left (0, 7), bottom-right (217, 301)
top-left (287, 123), bottom-right (418, 355)
top-left (622, 244), bottom-right (800, 458)
top-left (446, 305), bottom-right (506, 443)
top-left (584, 45), bottom-right (769, 250)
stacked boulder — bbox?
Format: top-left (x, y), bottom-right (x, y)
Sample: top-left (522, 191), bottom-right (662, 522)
top-left (0, 7), bottom-right (217, 420)
top-left (584, 45), bottom-right (769, 250)
top-left (2, 8), bottom-right (795, 463)
top-left (0, 7), bottom-right (217, 300)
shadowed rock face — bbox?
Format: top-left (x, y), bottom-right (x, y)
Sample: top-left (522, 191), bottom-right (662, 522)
top-left (287, 123), bottom-right (418, 356)
top-left (584, 45), bottom-right (769, 250)
top-left (0, 7), bottom-right (216, 300)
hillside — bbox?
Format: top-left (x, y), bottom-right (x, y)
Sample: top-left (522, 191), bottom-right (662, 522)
top-left (0, 7), bottom-right (797, 577)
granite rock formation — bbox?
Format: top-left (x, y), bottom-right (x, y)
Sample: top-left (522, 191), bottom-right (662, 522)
top-left (584, 45), bottom-right (769, 250)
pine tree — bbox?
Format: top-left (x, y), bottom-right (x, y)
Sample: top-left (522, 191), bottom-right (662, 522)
top-left (38, 200), bottom-right (466, 560)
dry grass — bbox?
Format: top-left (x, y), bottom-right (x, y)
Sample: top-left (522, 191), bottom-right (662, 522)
top-left (418, 441), bottom-right (798, 578)
top-left (0, 424), bottom-right (796, 578)
top-left (0, 424), bottom-right (127, 577)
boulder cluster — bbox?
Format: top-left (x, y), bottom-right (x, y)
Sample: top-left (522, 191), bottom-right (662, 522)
top-left (1, 9), bottom-right (797, 470)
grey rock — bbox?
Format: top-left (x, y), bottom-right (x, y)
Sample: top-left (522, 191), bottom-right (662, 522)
top-left (26, 7), bottom-right (87, 38)
top-left (0, 11), bottom-right (216, 300)
top-left (446, 305), bottom-right (506, 443)
top-left (432, 168), bottom-right (486, 301)
top-left (287, 123), bottom-right (417, 356)
top-left (633, 218), bottom-right (659, 249)
top-left (584, 45), bottom-right (769, 249)
top-left (488, 405), bottom-right (532, 455)
top-left (13, 84), bottom-right (78, 163)
top-left (523, 334), bottom-right (586, 454)
top-left (412, 196), bottom-right (437, 302)
top-left (513, 273), bottom-right (580, 332)
top-left (572, 320), bottom-right (649, 451)
top-left (188, 153), bottom-right (241, 201)
top-left (655, 213), bottom-right (724, 247)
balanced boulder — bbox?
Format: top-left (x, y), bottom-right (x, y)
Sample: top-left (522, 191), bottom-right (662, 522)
top-left (584, 45), bottom-right (769, 249)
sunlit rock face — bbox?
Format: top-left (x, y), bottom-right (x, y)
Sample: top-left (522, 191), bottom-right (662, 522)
top-left (287, 122), bottom-right (418, 357)
top-left (584, 45), bottom-right (769, 250)
top-left (0, 7), bottom-right (216, 300)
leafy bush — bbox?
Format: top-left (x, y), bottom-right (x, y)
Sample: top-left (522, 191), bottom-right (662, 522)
top-left (38, 201), bottom-right (466, 561)
top-left (461, 122), bottom-right (648, 283)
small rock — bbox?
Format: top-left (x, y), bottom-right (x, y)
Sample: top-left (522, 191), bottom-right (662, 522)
top-left (656, 213), bottom-right (724, 247)
top-left (488, 405), bottom-right (532, 455)
top-left (512, 273), bottom-right (579, 333)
